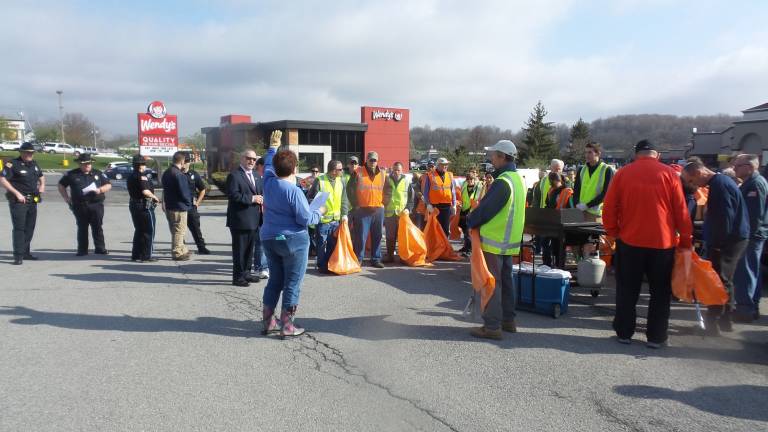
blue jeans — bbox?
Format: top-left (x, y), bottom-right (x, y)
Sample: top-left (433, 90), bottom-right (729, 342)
top-left (315, 221), bottom-right (339, 271)
top-left (262, 231), bottom-right (310, 310)
top-left (353, 207), bottom-right (384, 262)
top-left (734, 237), bottom-right (765, 315)
top-left (252, 227), bottom-right (268, 272)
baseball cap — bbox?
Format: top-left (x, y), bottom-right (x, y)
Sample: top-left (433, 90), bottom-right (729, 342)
top-left (348, 156), bottom-right (359, 164)
top-left (635, 139), bottom-right (656, 153)
top-left (484, 140), bottom-right (518, 157)
top-left (366, 151), bottom-right (379, 161)
top-left (436, 157), bottom-right (450, 164)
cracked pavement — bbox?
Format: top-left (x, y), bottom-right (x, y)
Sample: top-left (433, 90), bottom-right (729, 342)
top-left (1, 174), bottom-right (767, 431)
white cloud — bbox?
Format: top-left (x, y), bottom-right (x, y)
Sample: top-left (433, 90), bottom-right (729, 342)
top-left (1, 0), bottom-right (766, 139)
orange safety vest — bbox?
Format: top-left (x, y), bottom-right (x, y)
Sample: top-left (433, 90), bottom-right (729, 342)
top-left (428, 171), bottom-right (454, 205)
top-left (554, 187), bottom-right (574, 209)
top-left (356, 168), bottom-right (385, 208)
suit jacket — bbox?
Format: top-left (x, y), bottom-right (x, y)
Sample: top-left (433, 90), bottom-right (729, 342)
top-left (225, 167), bottom-right (262, 230)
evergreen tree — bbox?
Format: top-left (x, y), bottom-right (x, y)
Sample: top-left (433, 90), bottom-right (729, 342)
top-left (521, 101), bottom-right (557, 162)
top-left (566, 117), bottom-right (590, 165)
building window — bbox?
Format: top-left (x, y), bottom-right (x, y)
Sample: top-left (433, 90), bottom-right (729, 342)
top-left (297, 128), bottom-right (363, 165)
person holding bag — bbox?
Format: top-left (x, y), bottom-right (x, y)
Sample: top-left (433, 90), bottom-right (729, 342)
top-left (260, 131), bottom-right (325, 337)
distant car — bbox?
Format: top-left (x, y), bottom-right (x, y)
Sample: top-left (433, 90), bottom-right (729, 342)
top-left (0, 141), bottom-right (21, 151)
top-left (43, 142), bottom-right (78, 155)
top-left (104, 165), bottom-right (157, 181)
top-left (105, 161), bottom-right (131, 170)
top-left (28, 141), bottom-right (45, 152)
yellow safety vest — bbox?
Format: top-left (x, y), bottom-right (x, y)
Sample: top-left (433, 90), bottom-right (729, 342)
top-left (317, 174), bottom-right (343, 223)
top-left (538, 175), bottom-right (551, 208)
top-left (578, 162), bottom-right (609, 216)
top-left (385, 175), bottom-right (409, 217)
top-left (461, 181), bottom-right (480, 211)
top-left (479, 171), bottom-right (526, 255)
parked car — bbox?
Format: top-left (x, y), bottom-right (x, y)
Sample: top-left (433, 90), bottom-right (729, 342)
top-left (43, 142), bottom-right (79, 155)
top-left (104, 165), bottom-right (157, 181)
top-left (0, 141), bottom-right (21, 151)
top-left (28, 141), bottom-right (45, 152)
top-left (105, 161), bottom-right (131, 170)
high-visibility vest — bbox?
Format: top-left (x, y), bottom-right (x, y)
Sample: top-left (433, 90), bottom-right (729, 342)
top-left (554, 187), bottom-right (573, 209)
top-left (538, 175), bottom-right (551, 208)
top-left (578, 162), bottom-right (610, 216)
top-left (317, 174), bottom-right (343, 223)
top-left (356, 169), bottom-right (385, 208)
top-left (479, 171), bottom-right (526, 255)
top-left (428, 171), bottom-right (454, 205)
top-left (385, 175), bottom-right (408, 217)
top-left (461, 181), bottom-right (480, 211)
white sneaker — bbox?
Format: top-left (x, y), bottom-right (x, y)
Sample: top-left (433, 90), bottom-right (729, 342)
top-left (258, 270), bottom-right (270, 279)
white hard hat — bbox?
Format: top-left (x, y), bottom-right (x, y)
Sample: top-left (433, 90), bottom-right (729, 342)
top-left (436, 157), bottom-right (450, 164)
top-left (484, 140), bottom-right (518, 157)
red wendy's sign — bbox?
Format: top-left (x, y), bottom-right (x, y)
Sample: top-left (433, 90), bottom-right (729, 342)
top-left (138, 101), bottom-right (178, 156)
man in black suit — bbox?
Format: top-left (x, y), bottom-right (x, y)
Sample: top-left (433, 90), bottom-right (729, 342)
top-left (225, 149), bottom-right (263, 287)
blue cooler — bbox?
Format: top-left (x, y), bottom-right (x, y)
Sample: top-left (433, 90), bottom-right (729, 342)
top-left (514, 270), bottom-right (570, 318)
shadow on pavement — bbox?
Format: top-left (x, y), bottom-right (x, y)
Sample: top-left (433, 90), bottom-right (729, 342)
top-left (50, 272), bottom-right (225, 286)
top-left (0, 306), bottom-right (256, 337)
top-left (613, 384), bottom-right (768, 422)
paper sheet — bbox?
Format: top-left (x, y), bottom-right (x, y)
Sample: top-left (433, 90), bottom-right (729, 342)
top-left (309, 191), bottom-right (329, 213)
top-left (81, 182), bottom-right (99, 194)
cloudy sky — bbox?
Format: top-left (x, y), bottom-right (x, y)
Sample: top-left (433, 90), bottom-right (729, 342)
top-left (3, 0), bottom-right (768, 137)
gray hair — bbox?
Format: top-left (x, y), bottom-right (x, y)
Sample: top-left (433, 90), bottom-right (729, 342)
top-left (550, 159), bottom-right (564, 169)
top-left (735, 154), bottom-right (760, 169)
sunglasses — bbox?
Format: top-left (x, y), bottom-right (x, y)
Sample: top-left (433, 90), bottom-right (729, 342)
top-left (311, 170), bottom-right (319, 173)
top-left (244, 156), bottom-right (257, 162)
top-left (368, 159), bottom-right (378, 162)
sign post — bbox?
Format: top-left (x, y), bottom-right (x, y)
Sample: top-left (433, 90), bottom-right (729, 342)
top-left (138, 101), bottom-right (178, 157)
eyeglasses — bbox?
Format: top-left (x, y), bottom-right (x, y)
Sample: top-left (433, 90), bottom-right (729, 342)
top-left (368, 159), bottom-right (378, 162)
top-left (244, 156), bottom-right (257, 162)
top-left (311, 170), bottom-right (319, 174)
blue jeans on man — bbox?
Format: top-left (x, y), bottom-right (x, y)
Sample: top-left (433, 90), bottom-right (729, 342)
top-left (315, 221), bottom-right (339, 272)
top-left (353, 207), bottom-right (384, 263)
top-left (734, 237), bottom-right (765, 317)
top-left (262, 231), bottom-right (310, 310)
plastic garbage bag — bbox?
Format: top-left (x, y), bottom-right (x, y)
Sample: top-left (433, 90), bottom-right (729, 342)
top-left (397, 212), bottom-right (428, 266)
top-left (328, 220), bottom-right (361, 275)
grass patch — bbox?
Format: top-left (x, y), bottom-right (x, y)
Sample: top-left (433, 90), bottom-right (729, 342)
top-left (0, 151), bottom-right (126, 171)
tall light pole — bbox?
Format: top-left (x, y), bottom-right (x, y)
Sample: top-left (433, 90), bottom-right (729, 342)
top-left (56, 90), bottom-right (65, 144)
top-left (92, 129), bottom-right (98, 150)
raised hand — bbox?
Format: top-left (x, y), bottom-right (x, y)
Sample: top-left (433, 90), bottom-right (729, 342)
top-left (270, 130), bottom-right (283, 148)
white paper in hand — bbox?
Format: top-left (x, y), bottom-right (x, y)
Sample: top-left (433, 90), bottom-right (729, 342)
top-left (309, 191), bottom-right (329, 213)
top-left (81, 182), bottom-right (99, 194)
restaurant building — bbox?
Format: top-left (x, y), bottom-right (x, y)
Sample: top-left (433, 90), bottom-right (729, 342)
top-left (202, 106), bottom-right (410, 177)
top-left (687, 102), bottom-right (768, 167)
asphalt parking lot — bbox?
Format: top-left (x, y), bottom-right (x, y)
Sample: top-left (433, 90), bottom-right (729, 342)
top-left (0, 174), bottom-right (766, 431)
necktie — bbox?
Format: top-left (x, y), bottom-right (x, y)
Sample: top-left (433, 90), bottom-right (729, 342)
top-left (246, 171), bottom-right (254, 186)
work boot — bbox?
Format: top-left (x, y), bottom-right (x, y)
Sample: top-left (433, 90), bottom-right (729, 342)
top-left (261, 307), bottom-right (280, 335)
top-left (12, 255), bottom-right (22, 265)
top-left (197, 246), bottom-right (211, 255)
top-left (381, 254), bottom-right (394, 264)
top-left (470, 326), bottom-right (503, 340)
top-left (23, 253), bottom-right (39, 260)
top-left (501, 320), bottom-right (517, 333)
top-left (718, 316), bottom-right (734, 332)
top-left (280, 306), bottom-right (305, 338)
top-left (94, 249), bottom-right (109, 255)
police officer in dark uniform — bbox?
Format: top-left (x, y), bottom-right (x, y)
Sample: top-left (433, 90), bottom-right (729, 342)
top-left (57, 153), bottom-right (112, 256)
top-left (0, 142), bottom-right (45, 265)
top-left (182, 155), bottom-right (211, 255)
top-left (127, 154), bottom-right (160, 262)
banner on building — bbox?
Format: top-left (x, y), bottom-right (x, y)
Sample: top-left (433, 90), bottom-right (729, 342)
top-left (138, 101), bottom-right (178, 156)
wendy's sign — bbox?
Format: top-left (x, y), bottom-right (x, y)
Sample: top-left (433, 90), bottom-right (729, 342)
top-left (138, 101), bottom-right (178, 156)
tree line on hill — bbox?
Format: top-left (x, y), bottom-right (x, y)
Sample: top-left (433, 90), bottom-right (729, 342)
top-left (410, 102), bottom-right (739, 173)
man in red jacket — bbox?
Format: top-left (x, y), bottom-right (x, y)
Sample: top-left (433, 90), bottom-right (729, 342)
top-left (603, 140), bottom-right (693, 348)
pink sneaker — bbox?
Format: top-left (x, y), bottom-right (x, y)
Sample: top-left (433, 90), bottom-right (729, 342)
top-left (280, 307), bottom-right (305, 338)
top-left (261, 307), bottom-right (280, 335)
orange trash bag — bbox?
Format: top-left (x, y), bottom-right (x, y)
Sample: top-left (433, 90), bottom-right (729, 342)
top-left (671, 250), bottom-right (728, 306)
top-left (327, 220), bottom-right (361, 275)
top-left (449, 208), bottom-right (462, 241)
top-left (470, 229), bottom-right (496, 310)
top-left (423, 210), bottom-right (462, 262)
top-left (397, 212), bottom-right (429, 266)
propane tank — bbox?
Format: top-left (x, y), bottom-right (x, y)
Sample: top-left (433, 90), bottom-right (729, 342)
top-left (577, 256), bottom-right (606, 288)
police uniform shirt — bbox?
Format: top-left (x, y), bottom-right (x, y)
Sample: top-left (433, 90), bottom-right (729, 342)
top-left (186, 169), bottom-right (207, 196)
top-left (127, 170), bottom-right (154, 200)
top-left (1, 157), bottom-right (43, 196)
top-left (59, 168), bottom-right (111, 203)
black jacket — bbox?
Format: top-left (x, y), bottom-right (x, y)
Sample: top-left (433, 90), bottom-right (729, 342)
top-left (225, 167), bottom-right (262, 230)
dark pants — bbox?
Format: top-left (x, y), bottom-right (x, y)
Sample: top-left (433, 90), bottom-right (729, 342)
top-left (230, 228), bottom-right (256, 283)
top-left (435, 204), bottom-right (451, 237)
top-left (612, 241), bottom-right (675, 344)
top-left (384, 215), bottom-right (400, 257)
top-left (707, 239), bottom-right (748, 321)
top-left (482, 251), bottom-right (516, 330)
top-left (353, 207), bottom-right (384, 262)
top-left (129, 204), bottom-right (155, 260)
top-left (72, 201), bottom-right (105, 253)
top-left (315, 221), bottom-right (339, 271)
top-left (542, 237), bottom-right (563, 268)
top-left (9, 201), bottom-right (37, 257)
top-left (458, 210), bottom-right (471, 250)
top-left (187, 205), bottom-right (206, 250)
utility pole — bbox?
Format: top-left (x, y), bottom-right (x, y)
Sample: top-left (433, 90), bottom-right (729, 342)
top-left (56, 90), bottom-right (65, 143)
